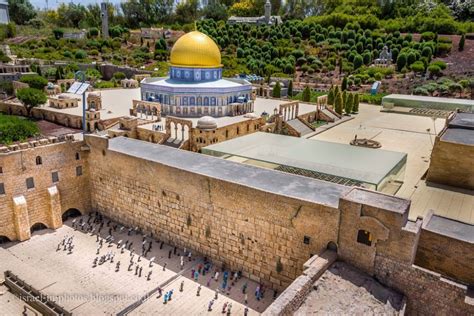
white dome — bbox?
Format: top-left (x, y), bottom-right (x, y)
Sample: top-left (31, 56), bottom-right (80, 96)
top-left (197, 116), bottom-right (217, 130)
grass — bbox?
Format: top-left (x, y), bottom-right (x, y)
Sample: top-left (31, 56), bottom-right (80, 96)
top-left (0, 114), bottom-right (39, 144)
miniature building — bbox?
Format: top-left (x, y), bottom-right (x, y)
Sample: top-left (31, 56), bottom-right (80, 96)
top-left (140, 31), bottom-right (253, 117)
top-left (134, 74), bottom-right (150, 82)
top-left (85, 109), bottom-right (100, 132)
top-left (44, 82), bottom-right (61, 96)
top-left (87, 92), bottom-right (102, 111)
top-left (48, 94), bottom-right (79, 109)
top-left (63, 30), bottom-right (87, 40)
top-left (374, 46), bottom-right (392, 66)
top-left (427, 111), bottom-right (474, 189)
top-left (107, 116), bottom-right (140, 138)
top-left (121, 79), bottom-right (139, 88)
top-left (0, 0), bottom-right (10, 24)
top-left (228, 0), bottom-right (282, 25)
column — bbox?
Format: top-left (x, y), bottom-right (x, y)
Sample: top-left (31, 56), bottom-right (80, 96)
top-left (47, 186), bottom-right (62, 229)
top-left (13, 195), bottom-right (31, 241)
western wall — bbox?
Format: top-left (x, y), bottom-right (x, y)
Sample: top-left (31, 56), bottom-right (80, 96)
top-left (0, 135), bottom-right (473, 314)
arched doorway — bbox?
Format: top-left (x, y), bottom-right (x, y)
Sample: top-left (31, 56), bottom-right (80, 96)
top-left (62, 208), bottom-right (82, 222)
top-left (327, 241), bottom-right (338, 251)
top-left (0, 235), bottom-right (11, 244)
top-left (30, 223), bottom-right (48, 233)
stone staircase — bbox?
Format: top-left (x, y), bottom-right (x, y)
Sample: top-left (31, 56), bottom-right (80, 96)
top-left (287, 118), bottom-right (314, 136)
top-left (320, 108), bottom-right (340, 122)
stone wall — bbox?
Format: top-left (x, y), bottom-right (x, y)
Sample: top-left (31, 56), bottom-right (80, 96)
top-left (262, 250), bottom-right (337, 316)
top-left (0, 140), bottom-right (91, 241)
top-left (415, 213), bottom-right (474, 285)
top-left (0, 101), bottom-right (83, 129)
top-left (375, 256), bottom-right (474, 315)
top-left (86, 136), bottom-right (340, 289)
top-left (189, 117), bottom-right (265, 152)
top-left (427, 136), bottom-right (474, 190)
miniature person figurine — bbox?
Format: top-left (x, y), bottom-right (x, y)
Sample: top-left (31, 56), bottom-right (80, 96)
top-left (197, 285), bottom-right (201, 296)
top-left (180, 280), bottom-right (184, 292)
top-left (208, 299), bottom-right (214, 311)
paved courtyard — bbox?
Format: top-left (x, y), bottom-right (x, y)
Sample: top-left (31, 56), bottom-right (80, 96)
top-left (0, 215), bottom-right (274, 315)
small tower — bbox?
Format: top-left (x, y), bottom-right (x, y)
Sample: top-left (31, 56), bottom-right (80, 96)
top-left (101, 2), bottom-right (109, 39)
top-left (87, 92), bottom-right (102, 111)
top-left (85, 109), bottom-right (101, 132)
top-left (264, 0), bottom-right (271, 24)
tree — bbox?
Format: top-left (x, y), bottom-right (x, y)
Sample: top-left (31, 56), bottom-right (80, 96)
top-left (345, 93), bottom-right (353, 115)
top-left (353, 93), bottom-right (359, 113)
top-left (353, 55), bottom-right (363, 70)
top-left (287, 80), bottom-right (293, 97)
top-left (16, 88), bottom-right (47, 117)
top-left (302, 86), bottom-right (311, 102)
top-left (8, 0), bottom-right (36, 25)
top-left (20, 74), bottom-right (48, 90)
top-left (272, 82), bottom-right (281, 98)
top-left (428, 64), bottom-right (441, 78)
top-left (396, 53), bottom-right (407, 72)
top-left (341, 76), bottom-right (348, 91)
top-left (459, 34), bottom-right (465, 52)
top-left (334, 91), bottom-right (343, 115)
top-left (410, 61), bottom-right (425, 74)
top-left (327, 87), bottom-right (335, 105)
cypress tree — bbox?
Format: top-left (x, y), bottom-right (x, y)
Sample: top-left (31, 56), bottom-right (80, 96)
top-left (327, 87), bottom-right (335, 105)
top-left (287, 80), bottom-right (293, 97)
top-left (341, 76), bottom-right (348, 91)
top-left (459, 34), bottom-right (465, 52)
top-left (302, 86), bottom-right (311, 102)
top-left (272, 82), bottom-right (281, 98)
top-left (345, 93), bottom-right (353, 115)
top-left (334, 92), bottom-right (343, 115)
top-left (353, 93), bottom-right (359, 113)
top-left (342, 90), bottom-right (347, 107)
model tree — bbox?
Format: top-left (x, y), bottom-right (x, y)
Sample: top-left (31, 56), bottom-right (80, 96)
top-left (341, 76), bottom-right (348, 91)
top-left (302, 86), bottom-right (311, 102)
top-left (327, 87), bottom-right (335, 105)
top-left (345, 93), bottom-right (353, 115)
top-left (353, 93), bottom-right (360, 113)
top-left (272, 82), bottom-right (281, 98)
top-left (334, 91), bottom-right (343, 115)
top-left (16, 88), bottom-right (47, 117)
top-left (287, 80), bottom-right (293, 97)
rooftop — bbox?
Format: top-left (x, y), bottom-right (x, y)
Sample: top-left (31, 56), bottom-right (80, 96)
top-left (142, 77), bottom-right (250, 89)
top-left (201, 132), bottom-right (407, 186)
top-left (425, 214), bottom-right (474, 243)
top-left (441, 112), bottom-right (474, 145)
top-left (107, 137), bottom-right (349, 208)
top-left (382, 94), bottom-right (474, 111)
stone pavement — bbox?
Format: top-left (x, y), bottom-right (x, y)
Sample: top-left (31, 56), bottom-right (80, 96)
top-left (0, 214), bottom-right (275, 315)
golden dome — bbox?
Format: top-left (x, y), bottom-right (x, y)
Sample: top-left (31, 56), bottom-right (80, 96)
top-left (170, 31), bottom-right (221, 68)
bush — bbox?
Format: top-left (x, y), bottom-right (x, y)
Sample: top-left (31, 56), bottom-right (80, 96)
top-left (411, 61), bottom-right (425, 73)
top-left (431, 60), bottom-right (447, 70)
top-left (88, 27), bottom-right (99, 37)
top-left (53, 28), bottom-right (64, 40)
top-left (19, 74), bottom-right (48, 90)
top-left (396, 53), bottom-right (407, 72)
top-left (428, 64), bottom-right (441, 77)
top-left (75, 50), bottom-right (87, 59)
top-left (113, 72), bottom-right (126, 80)
top-left (353, 54), bottom-right (363, 70)
top-left (421, 32), bottom-right (436, 42)
top-left (0, 114), bottom-right (39, 144)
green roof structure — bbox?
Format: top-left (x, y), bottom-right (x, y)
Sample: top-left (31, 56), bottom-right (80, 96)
top-left (202, 132), bottom-right (407, 193)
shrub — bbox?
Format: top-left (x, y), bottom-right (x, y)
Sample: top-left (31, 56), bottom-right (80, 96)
top-left (0, 114), bottom-right (39, 144)
top-left (396, 53), bottom-right (407, 72)
top-left (334, 91), bottom-right (343, 115)
top-left (75, 50), bottom-right (87, 59)
top-left (353, 54), bottom-right (363, 70)
top-left (431, 60), bottom-right (447, 70)
top-left (88, 27), bottom-right (99, 37)
top-left (53, 28), bottom-right (64, 40)
top-left (113, 72), bottom-right (126, 80)
top-left (411, 61), bottom-right (425, 73)
top-left (421, 32), bottom-right (436, 42)
top-left (428, 64), bottom-right (441, 77)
